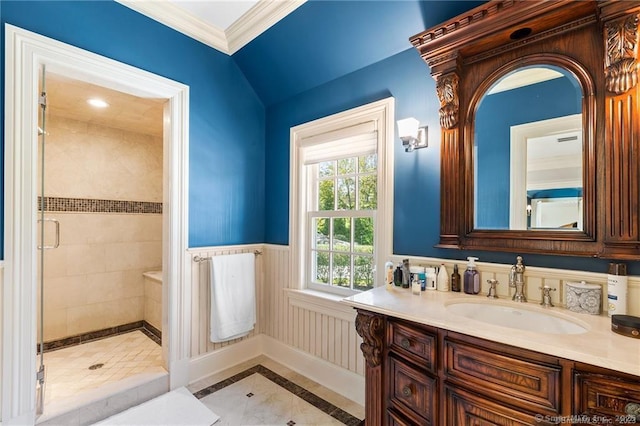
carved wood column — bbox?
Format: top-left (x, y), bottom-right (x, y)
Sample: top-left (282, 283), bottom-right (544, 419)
top-left (600, 4), bottom-right (640, 258)
top-left (435, 72), bottom-right (463, 248)
top-left (355, 310), bottom-right (385, 425)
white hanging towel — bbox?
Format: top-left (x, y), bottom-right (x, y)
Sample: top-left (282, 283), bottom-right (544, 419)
top-left (209, 252), bottom-right (256, 343)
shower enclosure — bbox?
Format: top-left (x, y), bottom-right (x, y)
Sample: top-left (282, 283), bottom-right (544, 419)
top-left (34, 67), bottom-right (166, 418)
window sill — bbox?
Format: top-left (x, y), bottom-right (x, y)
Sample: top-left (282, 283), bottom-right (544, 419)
top-left (284, 288), bottom-right (357, 322)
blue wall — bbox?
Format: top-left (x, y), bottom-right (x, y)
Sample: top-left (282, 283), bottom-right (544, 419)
top-left (475, 76), bottom-right (582, 229)
top-left (263, 49), bottom-right (626, 275)
top-left (1, 1), bottom-right (634, 275)
top-left (1, 0), bottom-right (266, 252)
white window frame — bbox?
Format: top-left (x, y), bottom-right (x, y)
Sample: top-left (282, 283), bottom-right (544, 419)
top-left (289, 98), bottom-right (395, 295)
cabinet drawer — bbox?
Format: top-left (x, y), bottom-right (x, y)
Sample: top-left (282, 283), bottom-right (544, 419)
top-left (388, 355), bottom-right (437, 424)
top-left (575, 370), bottom-right (640, 423)
top-left (387, 408), bottom-right (415, 426)
top-left (387, 319), bottom-right (436, 371)
top-left (444, 336), bottom-right (561, 413)
top-left (446, 385), bottom-right (557, 426)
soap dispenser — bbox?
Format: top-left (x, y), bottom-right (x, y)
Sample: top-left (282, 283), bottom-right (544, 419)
top-left (464, 257), bottom-right (480, 295)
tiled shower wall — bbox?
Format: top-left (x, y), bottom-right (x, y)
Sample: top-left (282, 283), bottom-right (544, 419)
top-left (38, 114), bottom-right (162, 341)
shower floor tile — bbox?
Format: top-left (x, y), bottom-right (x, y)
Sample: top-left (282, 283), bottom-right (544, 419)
top-left (42, 330), bottom-right (165, 407)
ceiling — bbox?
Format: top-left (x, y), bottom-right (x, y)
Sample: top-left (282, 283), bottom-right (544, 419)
top-left (117, 0), bottom-right (486, 107)
top-left (115, 0), bottom-right (305, 55)
top-left (46, 73), bottom-right (165, 137)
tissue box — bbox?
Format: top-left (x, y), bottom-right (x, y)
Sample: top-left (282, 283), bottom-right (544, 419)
top-left (566, 281), bottom-right (602, 315)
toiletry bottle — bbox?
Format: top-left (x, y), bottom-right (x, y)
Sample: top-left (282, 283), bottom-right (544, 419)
top-left (385, 261), bottom-right (394, 290)
top-left (411, 275), bottom-right (421, 295)
top-left (401, 259), bottom-right (411, 288)
top-left (425, 267), bottom-right (437, 290)
top-left (607, 262), bottom-right (628, 316)
top-left (437, 264), bottom-right (449, 291)
top-left (451, 264), bottom-right (461, 292)
top-left (418, 272), bottom-right (427, 291)
top-left (394, 263), bottom-right (403, 287)
top-left (410, 266), bottom-right (425, 291)
top-left (463, 257), bottom-right (480, 295)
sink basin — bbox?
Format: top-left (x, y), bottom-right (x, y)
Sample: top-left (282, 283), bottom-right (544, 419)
top-left (445, 301), bottom-right (588, 334)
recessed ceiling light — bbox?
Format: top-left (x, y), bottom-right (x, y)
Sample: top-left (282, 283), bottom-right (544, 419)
top-left (87, 98), bottom-right (109, 108)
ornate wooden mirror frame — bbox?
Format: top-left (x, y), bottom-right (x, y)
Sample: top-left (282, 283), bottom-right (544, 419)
top-left (410, 0), bottom-right (640, 259)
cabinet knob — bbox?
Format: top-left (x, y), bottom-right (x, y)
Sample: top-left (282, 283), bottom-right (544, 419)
top-left (625, 402), bottom-right (640, 420)
top-left (402, 385), bottom-right (413, 397)
top-left (400, 338), bottom-right (411, 349)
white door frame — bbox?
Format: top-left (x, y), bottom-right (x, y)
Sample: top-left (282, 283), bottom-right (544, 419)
top-left (3, 24), bottom-right (191, 424)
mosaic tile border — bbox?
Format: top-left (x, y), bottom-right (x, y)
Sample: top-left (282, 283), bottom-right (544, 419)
top-left (38, 320), bottom-right (161, 354)
top-left (193, 364), bottom-right (363, 426)
top-left (38, 196), bottom-right (162, 214)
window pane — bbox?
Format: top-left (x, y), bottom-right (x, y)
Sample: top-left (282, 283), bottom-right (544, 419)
top-left (312, 250), bottom-right (329, 284)
top-left (332, 253), bottom-right (351, 287)
top-left (337, 157), bottom-right (355, 175)
top-left (354, 217), bottom-right (374, 252)
top-left (314, 217), bottom-right (330, 249)
top-left (317, 179), bottom-right (335, 210)
top-left (354, 255), bottom-right (374, 291)
top-left (359, 154), bottom-right (377, 173)
top-left (359, 175), bottom-right (377, 209)
top-left (337, 178), bottom-right (356, 210)
top-left (332, 218), bottom-right (351, 251)
top-left (319, 161), bottom-right (335, 178)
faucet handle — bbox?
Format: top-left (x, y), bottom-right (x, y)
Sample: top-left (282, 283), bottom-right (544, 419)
top-left (539, 285), bottom-right (556, 307)
top-left (487, 279), bottom-right (499, 299)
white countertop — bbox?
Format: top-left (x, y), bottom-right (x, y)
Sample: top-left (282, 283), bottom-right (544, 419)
top-left (342, 286), bottom-right (640, 377)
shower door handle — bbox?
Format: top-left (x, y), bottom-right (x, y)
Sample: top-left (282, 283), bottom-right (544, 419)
top-left (37, 218), bottom-right (60, 250)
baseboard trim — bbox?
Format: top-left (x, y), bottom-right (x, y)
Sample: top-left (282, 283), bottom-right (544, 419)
top-left (186, 334), bottom-right (364, 407)
top-left (260, 335), bottom-right (365, 407)
top-left (187, 336), bottom-right (262, 384)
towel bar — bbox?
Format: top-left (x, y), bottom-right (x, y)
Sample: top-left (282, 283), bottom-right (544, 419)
top-left (193, 250), bottom-right (262, 263)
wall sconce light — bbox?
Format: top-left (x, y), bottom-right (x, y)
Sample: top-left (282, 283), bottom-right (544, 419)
top-left (526, 204), bottom-right (532, 216)
top-left (397, 117), bottom-right (428, 152)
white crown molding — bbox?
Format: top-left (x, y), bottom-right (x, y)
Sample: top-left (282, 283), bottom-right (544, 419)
top-left (226, 0), bottom-right (306, 54)
top-left (115, 0), bottom-right (306, 55)
top-left (115, 0), bottom-right (229, 53)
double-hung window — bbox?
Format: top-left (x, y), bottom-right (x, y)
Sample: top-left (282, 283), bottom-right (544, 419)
top-left (290, 98), bottom-right (394, 296)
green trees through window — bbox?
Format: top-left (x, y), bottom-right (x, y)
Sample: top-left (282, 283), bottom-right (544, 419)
top-left (311, 154), bottom-right (377, 291)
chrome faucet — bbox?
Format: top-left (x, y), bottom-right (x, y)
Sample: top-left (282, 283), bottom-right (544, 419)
top-left (509, 256), bottom-right (527, 302)
top-left (539, 285), bottom-right (556, 308)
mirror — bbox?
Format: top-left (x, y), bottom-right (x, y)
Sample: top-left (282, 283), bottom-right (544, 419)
top-left (473, 66), bottom-right (583, 231)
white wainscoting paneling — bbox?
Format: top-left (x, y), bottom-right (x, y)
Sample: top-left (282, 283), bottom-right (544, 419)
top-left (262, 245), bottom-right (365, 376)
top-left (187, 245), bottom-right (264, 358)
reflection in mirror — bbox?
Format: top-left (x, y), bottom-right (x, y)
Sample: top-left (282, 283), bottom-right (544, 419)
top-left (474, 65), bottom-right (583, 231)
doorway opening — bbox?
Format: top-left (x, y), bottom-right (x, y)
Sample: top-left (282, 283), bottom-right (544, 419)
top-left (36, 70), bottom-right (167, 414)
top-left (3, 24), bottom-right (191, 424)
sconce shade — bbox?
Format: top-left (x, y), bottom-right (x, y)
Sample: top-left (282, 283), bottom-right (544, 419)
top-left (397, 117), bottom-right (420, 139)
top-left (397, 117), bottom-right (428, 152)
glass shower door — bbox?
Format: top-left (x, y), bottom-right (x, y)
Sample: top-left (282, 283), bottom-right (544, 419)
top-left (36, 65), bottom-right (60, 416)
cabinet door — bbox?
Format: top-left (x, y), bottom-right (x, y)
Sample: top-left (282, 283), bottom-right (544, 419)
top-left (387, 355), bottom-right (437, 425)
top-left (575, 370), bottom-right (640, 424)
top-left (446, 385), bottom-right (557, 426)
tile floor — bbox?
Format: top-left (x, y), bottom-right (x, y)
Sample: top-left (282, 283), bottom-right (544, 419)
top-left (189, 358), bottom-right (364, 426)
top-left (39, 332), bottom-right (364, 425)
top-left (42, 330), bottom-right (165, 407)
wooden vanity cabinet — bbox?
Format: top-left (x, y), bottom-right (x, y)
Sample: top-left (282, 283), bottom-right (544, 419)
top-left (385, 320), bottom-right (439, 425)
top-left (355, 310), bottom-right (640, 426)
top-left (574, 363), bottom-right (640, 425)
